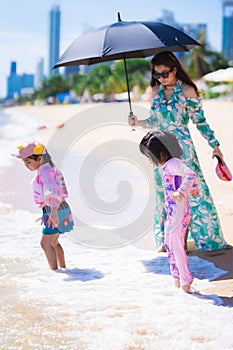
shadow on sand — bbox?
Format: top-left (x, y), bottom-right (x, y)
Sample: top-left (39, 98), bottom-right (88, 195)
top-left (57, 268), bottom-right (104, 282)
top-left (188, 243), bottom-right (233, 307)
top-left (188, 244), bottom-right (233, 280)
top-left (141, 241), bottom-right (233, 307)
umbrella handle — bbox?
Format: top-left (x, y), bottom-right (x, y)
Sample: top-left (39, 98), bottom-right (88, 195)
top-left (129, 111), bottom-right (135, 131)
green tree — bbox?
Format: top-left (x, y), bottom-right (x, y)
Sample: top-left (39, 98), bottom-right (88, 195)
top-left (181, 30), bottom-right (210, 79)
top-left (34, 75), bottom-right (70, 99)
top-left (207, 52), bottom-right (229, 72)
top-left (86, 64), bottom-right (112, 95)
top-left (71, 74), bottom-right (88, 96)
top-left (16, 95), bottom-right (32, 104)
top-left (113, 59), bottom-right (149, 90)
top-left (103, 59), bottom-right (150, 96)
top-left (182, 30), bottom-right (229, 79)
top-left (71, 59), bottom-right (150, 98)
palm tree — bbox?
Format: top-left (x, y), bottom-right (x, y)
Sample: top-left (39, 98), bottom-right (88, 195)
top-left (35, 75), bottom-right (70, 99)
top-left (181, 30), bottom-right (211, 79)
top-left (181, 30), bottom-right (228, 80)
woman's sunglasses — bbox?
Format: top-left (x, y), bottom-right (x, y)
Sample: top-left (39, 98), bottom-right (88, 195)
top-left (153, 67), bottom-right (174, 80)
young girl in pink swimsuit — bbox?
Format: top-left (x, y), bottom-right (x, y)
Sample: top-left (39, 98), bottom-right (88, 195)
top-left (12, 141), bottom-right (74, 270)
top-left (140, 130), bottom-right (198, 293)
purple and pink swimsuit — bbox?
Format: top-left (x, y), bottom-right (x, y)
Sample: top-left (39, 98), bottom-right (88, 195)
top-left (161, 158), bottom-right (198, 286)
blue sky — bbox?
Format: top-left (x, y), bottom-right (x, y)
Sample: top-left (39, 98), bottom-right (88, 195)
top-left (0, 0), bottom-right (223, 97)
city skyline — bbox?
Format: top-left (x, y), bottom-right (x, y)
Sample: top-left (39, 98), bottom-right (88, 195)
top-left (0, 0), bottom-right (224, 98)
top-left (49, 5), bottom-right (60, 75)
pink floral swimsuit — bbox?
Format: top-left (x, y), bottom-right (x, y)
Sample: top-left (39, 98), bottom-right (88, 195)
top-left (161, 158), bottom-right (198, 286)
top-left (32, 163), bottom-right (68, 208)
top-left (32, 163), bottom-right (74, 234)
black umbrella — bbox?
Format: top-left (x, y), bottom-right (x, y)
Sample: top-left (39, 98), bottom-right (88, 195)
top-left (54, 13), bottom-right (200, 114)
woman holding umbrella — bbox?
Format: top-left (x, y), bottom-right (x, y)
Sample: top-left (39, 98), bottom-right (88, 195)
top-left (128, 51), bottom-right (227, 252)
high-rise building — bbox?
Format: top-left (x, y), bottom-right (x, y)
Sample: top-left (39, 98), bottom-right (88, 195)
top-left (10, 61), bottom-right (17, 76)
top-left (20, 74), bottom-right (34, 96)
top-left (222, 0), bottom-right (233, 60)
top-left (7, 62), bottom-right (21, 99)
top-left (7, 61), bottom-right (34, 99)
top-left (34, 58), bottom-right (44, 90)
top-left (48, 4), bottom-right (61, 75)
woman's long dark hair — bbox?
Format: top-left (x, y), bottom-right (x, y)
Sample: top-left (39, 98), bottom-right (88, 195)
top-left (139, 130), bottom-right (182, 166)
top-left (150, 51), bottom-right (200, 96)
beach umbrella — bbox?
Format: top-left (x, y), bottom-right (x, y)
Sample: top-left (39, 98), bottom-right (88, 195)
top-left (54, 13), bottom-right (200, 114)
top-left (203, 67), bottom-right (233, 82)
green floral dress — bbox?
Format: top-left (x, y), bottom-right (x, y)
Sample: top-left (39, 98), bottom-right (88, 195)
top-left (145, 80), bottom-right (226, 251)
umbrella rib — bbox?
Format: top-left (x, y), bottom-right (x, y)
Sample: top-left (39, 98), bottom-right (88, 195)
top-left (101, 25), bottom-right (112, 56)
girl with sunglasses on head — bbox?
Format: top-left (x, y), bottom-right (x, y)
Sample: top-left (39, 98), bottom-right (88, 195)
top-left (128, 50), bottom-right (227, 253)
top-left (12, 141), bottom-right (74, 270)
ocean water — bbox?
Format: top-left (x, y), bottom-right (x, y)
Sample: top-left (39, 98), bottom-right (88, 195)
top-left (0, 108), bottom-right (12, 127)
top-left (1, 107), bottom-right (233, 350)
top-left (0, 107), bottom-right (39, 169)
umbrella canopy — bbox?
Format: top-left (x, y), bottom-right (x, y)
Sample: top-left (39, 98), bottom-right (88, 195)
top-left (203, 67), bottom-right (233, 82)
top-left (54, 13), bottom-right (200, 112)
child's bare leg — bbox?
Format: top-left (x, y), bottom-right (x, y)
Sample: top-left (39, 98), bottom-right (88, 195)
top-left (52, 235), bottom-right (66, 268)
top-left (40, 235), bottom-right (58, 270)
top-left (174, 278), bottom-right (180, 288)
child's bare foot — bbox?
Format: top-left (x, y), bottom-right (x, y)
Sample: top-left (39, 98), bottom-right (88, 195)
top-left (182, 284), bottom-right (191, 293)
top-left (181, 280), bottom-right (193, 293)
top-left (174, 278), bottom-right (180, 288)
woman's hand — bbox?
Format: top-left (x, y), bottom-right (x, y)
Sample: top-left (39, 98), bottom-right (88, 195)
top-left (48, 208), bottom-right (59, 229)
top-left (212, 145), bottom-right (224, 163)
top-left (172, 191), bottom-right (183, 202)
top-left (128, 114), bottom-right (138, 127)
top-left (128, 114), bottom-right (147, 128)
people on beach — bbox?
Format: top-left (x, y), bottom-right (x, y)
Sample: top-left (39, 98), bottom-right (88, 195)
top-left (128, 51), bottom-right (227, 252)
top-left (12, 141), bottom-right (74, 270)
top-left (140, 130), bottom-right (198, 293)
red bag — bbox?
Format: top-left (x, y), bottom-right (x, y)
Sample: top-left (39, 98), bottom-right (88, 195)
top-left (215, 156), bottom-right (232, 182)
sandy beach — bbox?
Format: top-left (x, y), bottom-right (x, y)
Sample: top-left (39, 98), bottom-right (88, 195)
top-left (1, 99), bottom-right (233, 348)
top-left (2, 99), bottom-right (233, 296)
